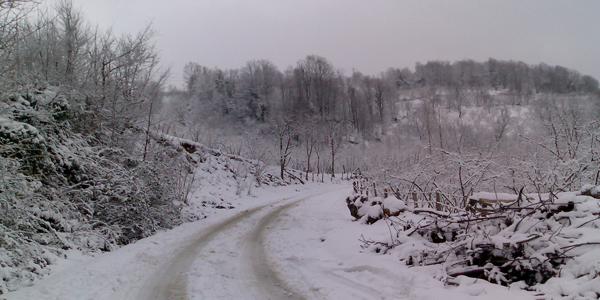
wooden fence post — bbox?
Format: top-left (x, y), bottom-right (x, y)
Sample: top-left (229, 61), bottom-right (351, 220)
top-left (435, 192), bottom-right (442, 211)
top-left (412, 192), bottom-right (418, 208)
top-left (373, 183), bottom-right (378, 197)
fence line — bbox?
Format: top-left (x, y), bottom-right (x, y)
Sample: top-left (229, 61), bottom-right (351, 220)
top-left (353, 179), bottom-right (471, 213)
top-left (352, 177), bottom-right (561, 214)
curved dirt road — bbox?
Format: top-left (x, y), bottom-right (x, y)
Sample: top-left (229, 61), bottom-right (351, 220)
top-left (135, 197), bottom-right (308, 300)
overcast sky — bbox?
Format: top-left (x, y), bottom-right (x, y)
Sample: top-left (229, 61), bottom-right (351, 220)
top-left (62, 0), bottom-right (600, 86)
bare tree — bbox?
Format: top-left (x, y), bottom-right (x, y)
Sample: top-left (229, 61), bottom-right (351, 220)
top-left (301, 118), bottom-right (319, 180)
top-left (294, 55), bottom-right (337, 118)
top-left (56, 0), bottom-right (88, 85)
top-left (325, 119), bottom-right (343, 178)
top-left (275, 119), bottom-right (295, 180)
top-left (239, 59), bottom-right (281, 122)
top-left (143, 70), bottom-right (170, 161)
top-left (0, 0), bottom-right (38, 84)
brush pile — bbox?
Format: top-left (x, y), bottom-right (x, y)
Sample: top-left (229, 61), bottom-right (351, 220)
top-left (348, 185), bottom-right (600, 299)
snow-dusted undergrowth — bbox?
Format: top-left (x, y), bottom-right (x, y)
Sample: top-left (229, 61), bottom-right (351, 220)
top-left (0, 88), bottom-right (184, 293)
top-left (0, 88), bottom-right (301, 294)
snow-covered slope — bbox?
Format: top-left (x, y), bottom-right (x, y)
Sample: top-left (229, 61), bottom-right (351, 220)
top-left (1, 89), bottom-right (191, 294)
top-left (0, 88), bottom-right (302, 295)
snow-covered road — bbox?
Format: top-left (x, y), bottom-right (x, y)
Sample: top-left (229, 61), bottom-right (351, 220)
top-left (136, 199), bottom-right (306, 300)
top-left (135, 205), bottom-right (267, 300)
top-left (6, 183), bottom-right (536, 300)
top-left (5, 184), bottom-right (341, 300)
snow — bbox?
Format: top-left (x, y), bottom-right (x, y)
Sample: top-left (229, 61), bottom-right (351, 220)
top-left (361, 202), bottom-right (383, 219)
top-left (6, 182), bottom-right (538, 300)
top-left (7, 174), bottom-right (598, 299)
top-left (470, 192), bottom-right (519, 202)
top-left (0, 116), bottom-right (43, 143)
top-left (5, 183), bottom-right (333, 300)
top-left (263, 187), bottom-right (535, 300)
top-left (382, 195), bottom-right (407, 213)
top-left (580, 184), bottom-right (600, 198)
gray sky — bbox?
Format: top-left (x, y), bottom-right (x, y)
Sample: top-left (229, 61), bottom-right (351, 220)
top-left (65, 0), bottom-right (600, 86)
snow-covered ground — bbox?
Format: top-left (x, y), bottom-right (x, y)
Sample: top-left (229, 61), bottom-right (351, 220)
top-left (264, 188), bottom-right (536, 300)
top-left (6, 179), bottom-right (542, 300)
top-left (5, 182), bottom-right (337, 300)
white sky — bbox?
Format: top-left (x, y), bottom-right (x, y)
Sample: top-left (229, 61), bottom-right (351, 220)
top-left (58, 0), bottom-right (600, 86)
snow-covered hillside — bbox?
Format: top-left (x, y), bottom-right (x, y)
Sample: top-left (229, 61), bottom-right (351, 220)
top-left (0, 88), bottom-right (301, 295)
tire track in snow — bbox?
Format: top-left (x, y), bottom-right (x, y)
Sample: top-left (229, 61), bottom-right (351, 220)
top-left (138, 189), bottom-right (340, 300)
top-left (244, 200), bottom-right (306, 300)
top-left (136, 204), bottom-right (268, 300)
top-left (136, 197), bottom-right (309, 300)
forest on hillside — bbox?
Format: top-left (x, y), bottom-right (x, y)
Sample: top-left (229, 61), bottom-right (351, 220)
top-left (160, 55), bottom-right (599, 195)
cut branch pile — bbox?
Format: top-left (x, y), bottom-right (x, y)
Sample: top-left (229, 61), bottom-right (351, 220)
top-left (348, 186), bottom-right (600, 299)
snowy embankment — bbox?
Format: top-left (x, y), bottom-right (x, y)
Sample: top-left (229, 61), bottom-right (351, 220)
top-left (264, 188), bottom-right (535, 300)
top-left (1, 89), bottom-right (190, 294)
top-left (0, 85), bottom-right (309, 296)
top-left (344, 185), bottom-right (600, 300)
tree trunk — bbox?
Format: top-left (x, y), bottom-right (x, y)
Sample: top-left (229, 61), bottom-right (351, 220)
top-left (142, 98), bottom-right (154, 161)
top-left (279, 132), bottom-right (285, 180)
top-left (330, 139), bottom-right (335, 178)
top-left (305, 143), bottom-right (313, 181)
